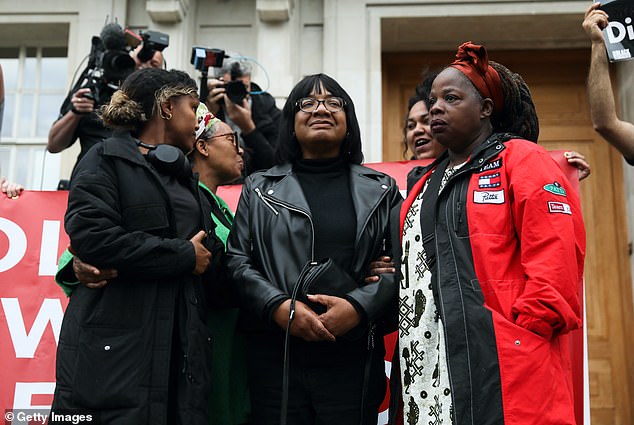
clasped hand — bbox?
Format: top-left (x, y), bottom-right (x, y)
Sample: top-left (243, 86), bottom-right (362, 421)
top-left (273, 295), bottom-right (361, 342)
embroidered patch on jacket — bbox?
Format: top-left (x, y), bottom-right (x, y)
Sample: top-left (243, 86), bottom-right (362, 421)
top-left (476, 158), bottom-right (502, 173)
top-left (543, 181), bottom-right (566, 197)
top-left (473, 190), bottom-right (505, 204)
top-left (548, 201), bottom-right (572, 215)
top-left (478, 172), bottom-right (501, 188)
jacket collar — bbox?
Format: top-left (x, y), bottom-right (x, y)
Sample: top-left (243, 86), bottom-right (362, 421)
top-left (260, 162), bottom-right (391, 246)
top-left (348, 164), bottom-right (391, 245)
top-left (404, 133), bottom-right (512, 217)
top-left (262, 162), bottom-right (387, 178)
top-left (101, 130), bottom-right (148, 167)
top-left (462, 132), bottom-right (511, 172)
top-left (416, 132), bottom-right (511, 177)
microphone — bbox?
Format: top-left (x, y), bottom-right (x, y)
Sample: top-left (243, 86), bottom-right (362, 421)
top-left (100, 23), bottom-right (127, 51)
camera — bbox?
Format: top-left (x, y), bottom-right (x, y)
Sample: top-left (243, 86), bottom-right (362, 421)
top-left (69, 23), bottom-right (169, 109)
top-left (135, 30), bottom-right (169, 63)
top-left (190, 47), bottom-right (248, 105)
top-left (191, 47), bottom-right (226, 71)
top-left (223, 80), bottom-right (248, 104)
top-left (74, 23), bottom-right (135, 106)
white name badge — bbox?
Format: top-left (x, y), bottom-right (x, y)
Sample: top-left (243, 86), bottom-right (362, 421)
top-left (473, 190), bottom-right (505, 204)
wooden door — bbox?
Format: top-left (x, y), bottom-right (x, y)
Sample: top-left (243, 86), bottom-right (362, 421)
top-left (382, 49), bottom-right (634, 425)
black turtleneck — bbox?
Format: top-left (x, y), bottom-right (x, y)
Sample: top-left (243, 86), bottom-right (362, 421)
top-left (294, 157), bottom-right (356, 270)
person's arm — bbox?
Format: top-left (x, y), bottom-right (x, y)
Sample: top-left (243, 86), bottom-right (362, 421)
top-left (47, 88), bottom-right (94, 153)
top-left (65, 153), bottom-right (200, 277)
top-left (509, 146), bottom-right (584, 339)
top-left (340, 180), bottom-right (403, 325)
top-left (240, 127), bottom-right (276, 173)
top-left (224, 179), bottom-right (290, 319)
top-left (224, 97), bottom-right (275, 172)
top-left (224, 178), bottom-right (334, 341)
top-left (54, 249), bottom-right (78, 296)
top-left (239, 93), bottom-right (281, 172)
top-left (204, 78), bottom-right (227, 115)
top-left (54, 249), bottom-right (118, 297)
top-left (584, 2), bottom-right (634, 162)
top-left (364, 256), bottom-right (396, 283)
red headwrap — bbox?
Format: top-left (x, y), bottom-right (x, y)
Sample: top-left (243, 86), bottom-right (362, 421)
top-left (449, 41), bottom-right (504, 115)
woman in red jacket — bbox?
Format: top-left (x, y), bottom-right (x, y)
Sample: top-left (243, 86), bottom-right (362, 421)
top-left (392, 42), bottom-right (585, 425)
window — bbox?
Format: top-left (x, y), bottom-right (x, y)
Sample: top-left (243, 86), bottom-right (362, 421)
top-left (1, 46), bottom-right (68, 189)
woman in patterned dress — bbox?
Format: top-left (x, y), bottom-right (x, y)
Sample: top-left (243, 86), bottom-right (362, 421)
top-left (389, 42), bottom-right (585, 425)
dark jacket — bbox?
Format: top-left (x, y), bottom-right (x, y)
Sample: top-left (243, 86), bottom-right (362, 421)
top-left (216, 82), bottom-right (281, 175)
top-left (224, 162), bottom-right (403, 333)
top-left (52, 131), bottom-right (223, 425)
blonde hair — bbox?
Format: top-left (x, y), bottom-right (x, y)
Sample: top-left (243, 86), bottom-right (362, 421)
top-left (100, 91), bottom-right (147, 130)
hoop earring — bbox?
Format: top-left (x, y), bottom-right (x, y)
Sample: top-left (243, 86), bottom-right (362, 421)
top-left (160, 110), bottom-right (172, 120)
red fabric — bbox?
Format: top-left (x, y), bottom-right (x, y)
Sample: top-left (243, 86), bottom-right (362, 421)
top-left (450, 41), bottom-right (505, 115)
top-left (399, 140), bottom-right (585, 424)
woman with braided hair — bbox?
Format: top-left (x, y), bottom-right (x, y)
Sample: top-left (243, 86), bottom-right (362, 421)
top-left (366, 65), bottom-right (588, 285)
top-left (400, 66), bottom-right (589, 169)
top-left (388, 42), bottom-right (585, 425)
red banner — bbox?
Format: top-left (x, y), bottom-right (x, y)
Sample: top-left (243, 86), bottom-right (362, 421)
top-left (0, 157), bottom-right (583, 424)
top-left (0, 192), bottom-right (70, 412)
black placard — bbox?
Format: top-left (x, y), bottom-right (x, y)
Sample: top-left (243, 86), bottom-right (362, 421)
top-left (600, 0), bottom-right (634, 61)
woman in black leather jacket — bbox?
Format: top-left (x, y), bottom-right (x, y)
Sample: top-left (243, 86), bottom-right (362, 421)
top-left (225, 73), bottom-right (402, 425)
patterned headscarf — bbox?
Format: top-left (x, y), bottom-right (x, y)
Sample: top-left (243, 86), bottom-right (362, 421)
top-left (449, 41), bottom-right (504, 115)
top-left (195, 103), bottom-right (222, 140)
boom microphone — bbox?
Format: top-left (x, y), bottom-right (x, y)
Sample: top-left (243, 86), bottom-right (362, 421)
top-left (100, 23), bottom-right (128, 50)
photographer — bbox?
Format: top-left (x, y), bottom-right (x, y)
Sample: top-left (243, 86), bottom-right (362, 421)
top-left (205, 58), bottom-right (281, 176)
top-left (132, 43), bottom-right (164, 70)
top-left (47, 24), bottom-right (166, 177)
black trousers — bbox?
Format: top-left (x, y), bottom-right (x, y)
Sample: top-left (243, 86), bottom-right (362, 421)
top-left (246, 332), bottom-right (386, 425)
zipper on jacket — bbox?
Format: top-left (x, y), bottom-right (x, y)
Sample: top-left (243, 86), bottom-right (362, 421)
top-left (254, 187), bottom-right (316, 261)
top-left (367, 323), bottom-right (376, 350)
top-left (356, 179), bottom-right (392, 247)
top-left (254, 187), bottom-right (279, 216)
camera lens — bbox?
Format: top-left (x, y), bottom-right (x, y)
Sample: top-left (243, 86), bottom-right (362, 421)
top-left (225, 81), bottom-right (247, 104)
top-left (102, 50), bottom-right (135, 82)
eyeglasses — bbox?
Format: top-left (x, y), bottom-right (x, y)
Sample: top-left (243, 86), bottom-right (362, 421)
top-left (209, 132), bottom-right (240, 152)
top-left (296, 97), bottom-right (346, 113)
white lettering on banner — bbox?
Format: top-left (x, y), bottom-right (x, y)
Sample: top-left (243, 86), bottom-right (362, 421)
top-left (13, 382), bottom-right (55, 410)
top-left (0, 218), bottom-right (27, 272)
top-left (39, 221), bottom-right (61, 277)
top-left (2, 298), bottom-right (64, 358)
top-left (607, 17), bottom-right (634, 44)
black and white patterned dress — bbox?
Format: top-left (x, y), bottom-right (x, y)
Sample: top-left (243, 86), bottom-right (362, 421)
top-left (399, 165), bottom-right (461, 425)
